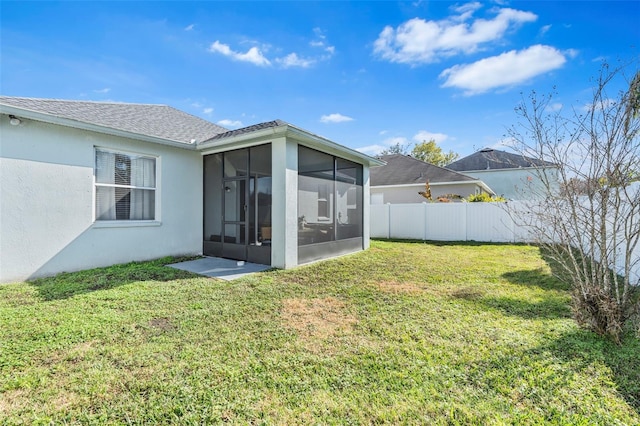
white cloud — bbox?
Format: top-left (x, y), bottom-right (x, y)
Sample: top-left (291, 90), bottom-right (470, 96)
top-left (582, 98), bottom-right (617, 112)
top-left (451, 2), bottom-right (483, 21)
top-left (538, 24), bottom-right (551, 36)
top-left (439, 44), bottom-right (567, 95)
top-left (320, 113), bottom-right (354, 123)
top-left (546, 102), bottom-right (563, 112)
top-left (384, 136), bottom-right (410, 146)
top-left (276, 53), bottom-right (316, 68)
top-left (203, 107), bottom-right (214, 115)
top-left (217, 119), bottom-right (243, 128)
top-left (356, 136), bottom-right (410, 156)
top-left (209, 28), bottom-right (335, 70)
top-left (373, 4), bottom-right (537, 64)
top-left (184, 24), bottom-right (195, 31)
top-left (310, 27), bottom-right (336, 58)
top-left (93, 88), bottom-right (111, 94)
top-left (413, 131), bottom-right (449, 143)
top-left (209, 41), bottom-right (271, 67)
top-left (356, 144), bottom-right (387, 155)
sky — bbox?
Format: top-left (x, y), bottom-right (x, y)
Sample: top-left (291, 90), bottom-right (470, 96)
top-left (1, 1), bottom-right (638, 157)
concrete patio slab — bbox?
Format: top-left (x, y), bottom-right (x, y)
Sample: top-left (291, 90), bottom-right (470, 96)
top-left (167, 256), bottom-right (271, 281)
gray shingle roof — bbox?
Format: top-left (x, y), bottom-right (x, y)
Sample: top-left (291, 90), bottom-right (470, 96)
top-left (0, 96), bottom-right (228, 144)
top-left (446, 148), bottom-right (556, 171)
top-left (370, 154), bottom-right (479, 186)
top-left (204, 119), bottom-right (287, 142)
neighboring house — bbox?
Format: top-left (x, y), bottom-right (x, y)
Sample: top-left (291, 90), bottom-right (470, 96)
top-left (446, 148), bottom-right (559, 200)
top-left (0, 96), bottom-right (383, 283)
top-left (370, 154), bottom-right (494, 204)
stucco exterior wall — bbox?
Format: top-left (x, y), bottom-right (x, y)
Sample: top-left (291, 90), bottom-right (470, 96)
top-left (371, 183), bottom-right (481, 204)
top-left (270, 137), bottom-right (298, 269)
top-left (0, 117), bottom-right (202, 282)
top-left (464, 168), bottom-right (558, 200)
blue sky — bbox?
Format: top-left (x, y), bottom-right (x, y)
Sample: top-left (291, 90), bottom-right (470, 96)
top-left (2, 1), bottom-right (638, 157)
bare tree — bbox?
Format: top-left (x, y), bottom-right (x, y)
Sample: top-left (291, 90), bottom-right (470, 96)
top-left (508, 63), bottom-right (640, 342)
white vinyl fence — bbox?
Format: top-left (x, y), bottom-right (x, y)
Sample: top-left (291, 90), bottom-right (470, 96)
top-left (370, 201), bottom-right (532, 243)
top-left (370, 201), bottom-right (639, 284)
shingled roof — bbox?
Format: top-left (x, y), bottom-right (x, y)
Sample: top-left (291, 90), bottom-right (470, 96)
top-left (0, 96), bottom-right (228, 144)
top-left (204, 119), bottom-right (287, 141)
top-left (446, 148), bottom-right (556, 171)
top-left (370, 154), bottom-right (480, 186)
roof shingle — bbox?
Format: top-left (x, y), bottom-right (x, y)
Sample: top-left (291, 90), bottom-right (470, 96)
top-left (0, 96), bottom-right (228, 144)
top-left (446, 148), bottom-right (556, 171)
top-left (204, 119), bottom-right (287, 142)
top-left (370, 154), bottom-right (479, 186)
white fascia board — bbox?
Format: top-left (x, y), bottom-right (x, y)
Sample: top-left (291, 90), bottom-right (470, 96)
top-left (372, 181), bottom-right (478, 188)
top-left (462, 165), bottom-right (558, 173)
top-left (197, 122), bottom-right (386, 167)
top-left (372, 180), bottom-right (495, 194)
top-left (474, 181), bottom-right (495, 195)
top-left (0, 105), bottom-right (196, 150)
top-left (197, 126), bottom-right (285, 155)
top-left (285, 125), bottom-right (385, 167)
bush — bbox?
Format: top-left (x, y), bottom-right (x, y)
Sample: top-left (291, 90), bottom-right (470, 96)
top-left (466, 193), bottom-right (506, 202)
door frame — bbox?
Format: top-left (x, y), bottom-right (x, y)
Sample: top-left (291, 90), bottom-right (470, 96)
top-left (221, 176), bottom-right (249, 261)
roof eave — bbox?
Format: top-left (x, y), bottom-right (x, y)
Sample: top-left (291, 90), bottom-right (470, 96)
top-left (0, 104), bottom-right (197, 150)
top-left (198, 122), bottom-right (386, 167)
top-left (372, 180), bottom-right (492, 191)
top-left (456, 165), bottom-right (558, 173)
top-left (197, 124), bottom-right (287, 154)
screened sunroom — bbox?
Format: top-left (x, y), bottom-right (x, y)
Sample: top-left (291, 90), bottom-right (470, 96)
top-left (199, 120), bottom-right (383, 269)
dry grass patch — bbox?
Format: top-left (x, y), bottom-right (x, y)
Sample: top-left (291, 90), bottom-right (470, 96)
top-left (281, 297), bottom-right (357, 340)
top-left (449, 286), bottom-right (485, 301)
top-left (0, 389), bottom-right (28, 416)
top-left (375, 280), bottom-right (426, 294)
top-left (149, 317), bottom-right (177, 332)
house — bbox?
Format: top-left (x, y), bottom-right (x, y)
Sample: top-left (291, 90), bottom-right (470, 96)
top-left (0, 96), bottom-right (383, 283)
top-left (446, 148), bottom-right (559, 199)
top-left (370, 154), bottom-right (494, 204)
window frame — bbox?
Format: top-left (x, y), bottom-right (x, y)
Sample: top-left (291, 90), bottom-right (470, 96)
top-left (93, 147), bottom-right (160, 225)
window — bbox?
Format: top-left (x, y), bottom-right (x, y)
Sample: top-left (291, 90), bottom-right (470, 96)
top-left (95, 148), bottom-right (156, 221)
top-left (298, 146), bottom-right (363, 247)
top-left (317, 184), bottom-right (330, 219)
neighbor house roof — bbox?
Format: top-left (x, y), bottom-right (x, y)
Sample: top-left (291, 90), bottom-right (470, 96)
top-left (371, 154), bottom-right (484, 186)
top-left (446, 148), bottom-right (556, 172)
top-left (0, 96), bottom-right (228, 145)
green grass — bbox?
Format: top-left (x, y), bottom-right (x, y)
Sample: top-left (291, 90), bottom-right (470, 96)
top-left (1, 241), bottom-right (638, 425)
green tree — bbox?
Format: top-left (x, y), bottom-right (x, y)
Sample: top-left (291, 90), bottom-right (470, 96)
top-left (411, 139), bottom-right (459, 167)
top-left (379, 141), bottom-right (410, 156)
top-left (624, 69), bottom-right (640, 132)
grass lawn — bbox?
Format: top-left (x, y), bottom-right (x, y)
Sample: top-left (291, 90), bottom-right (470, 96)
top-left (1, 240), bottom-right (638, 424)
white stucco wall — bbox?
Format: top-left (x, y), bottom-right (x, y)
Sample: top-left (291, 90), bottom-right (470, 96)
top-left (371, 182), bottom-right (482, 204)
top-left (0, 116), bottom-right (202, 283)
top-left (464, 168), bottom-right (559, 200)
top-left (271, 137), bottom-right (298, 269)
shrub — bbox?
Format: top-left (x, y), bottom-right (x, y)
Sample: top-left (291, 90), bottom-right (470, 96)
top-left (467, 193), bottom-right (506, 202)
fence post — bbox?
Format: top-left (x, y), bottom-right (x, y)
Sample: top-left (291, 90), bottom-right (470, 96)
top-left (386, 203), bottom-right (391, 239)
top-left (423, 202), bottom-right (428, 241)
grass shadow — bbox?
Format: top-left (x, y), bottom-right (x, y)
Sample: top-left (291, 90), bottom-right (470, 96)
top-left (465, 328), bottom-right (640, 415)
top-left (502, 267), bottom-right (571, 293)
top-left (475, 295), bottom-right (571, 320)
top-left (29, 256), bottom-right (201, 301)
top-left (543, 329), bottom-right (640, 412)
top-left (372, 238), bottom-right (524, 247)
